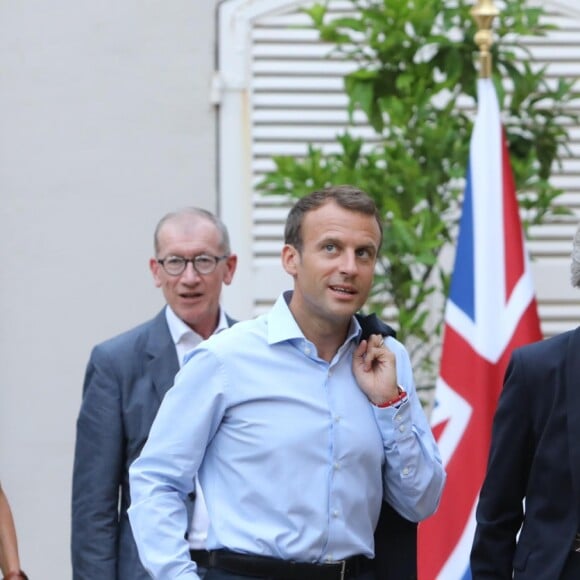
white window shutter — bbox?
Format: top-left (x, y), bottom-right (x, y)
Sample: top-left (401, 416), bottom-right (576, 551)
top-left (218, 0), bottom-right (580, 335)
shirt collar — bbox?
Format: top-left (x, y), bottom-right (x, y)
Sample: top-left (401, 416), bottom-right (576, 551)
top-left (267, 291), bottom-right (361, 346)
top-left (165, 304), bottom-right (229, 346)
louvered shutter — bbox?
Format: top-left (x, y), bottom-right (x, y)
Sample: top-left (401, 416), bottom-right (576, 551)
top-left (218, 0), bottom-right (580, 336)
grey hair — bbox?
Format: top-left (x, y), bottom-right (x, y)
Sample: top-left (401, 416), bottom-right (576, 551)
top-left (154, 207), bottom-right (231, 255)
top-left (572, 223), bottom-right (580, 288)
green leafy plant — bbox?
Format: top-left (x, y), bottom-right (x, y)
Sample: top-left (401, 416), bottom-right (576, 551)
top-left (256, 0), bottom-right (577, 388)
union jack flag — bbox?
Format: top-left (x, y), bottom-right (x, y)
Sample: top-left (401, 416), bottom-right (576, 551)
top-left (417, 78), bottom-right (542, 579)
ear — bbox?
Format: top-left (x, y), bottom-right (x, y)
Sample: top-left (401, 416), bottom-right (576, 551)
top-left (149, 258), bottom-right (163, 288)
top-left (222, 254), bottom-right (238, 286)
top-left (281, 244), bottom-right (299, 277)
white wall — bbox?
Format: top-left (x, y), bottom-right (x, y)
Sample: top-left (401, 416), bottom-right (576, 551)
top-left (0, 1), bottom-right (227, 577)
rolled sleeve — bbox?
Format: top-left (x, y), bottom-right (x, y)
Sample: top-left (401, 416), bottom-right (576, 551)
top-left (373, 338), bottom-right (446, 522)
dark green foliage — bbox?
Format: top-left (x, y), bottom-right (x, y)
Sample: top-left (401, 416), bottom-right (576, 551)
top-left (256, 0), bottom-right (577, 386)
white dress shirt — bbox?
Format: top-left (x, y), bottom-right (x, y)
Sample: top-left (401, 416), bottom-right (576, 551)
top-left (165, 305), bottom-right (230, 550)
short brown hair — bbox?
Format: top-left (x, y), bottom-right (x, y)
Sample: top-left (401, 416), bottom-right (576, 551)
top-left (284, 185), bottom-right (383, 252)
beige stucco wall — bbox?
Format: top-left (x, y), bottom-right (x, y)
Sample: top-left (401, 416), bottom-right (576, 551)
top-left (0, 2), bottom-right (226, 577)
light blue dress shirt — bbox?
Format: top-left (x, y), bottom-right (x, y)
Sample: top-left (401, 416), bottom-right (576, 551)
top-left (128, 292), bottom-right (445, 579)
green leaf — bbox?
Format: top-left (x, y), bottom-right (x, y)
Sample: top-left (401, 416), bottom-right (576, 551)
top-left (256, 0), bottom-right (575, 387)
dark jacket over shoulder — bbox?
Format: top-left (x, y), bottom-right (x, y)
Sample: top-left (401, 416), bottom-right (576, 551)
top-left (357, 312), bottom-right (418, 580)
top-left (374, 502), bottom-right (417, 579)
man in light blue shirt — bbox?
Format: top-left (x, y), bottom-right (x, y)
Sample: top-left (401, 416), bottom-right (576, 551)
top-left (128, 185), bottom-right (445, 580)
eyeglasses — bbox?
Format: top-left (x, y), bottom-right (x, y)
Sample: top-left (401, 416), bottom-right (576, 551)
top-left (156, 254), bottom-right (229, 276)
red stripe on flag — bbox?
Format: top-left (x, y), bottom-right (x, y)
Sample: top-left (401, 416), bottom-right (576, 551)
top-left (418, 328), bottom-right (505, 580)
top-left (418, 300), bottom-right (541, 579)
top-left (501, 128), bottom-right (525, 302)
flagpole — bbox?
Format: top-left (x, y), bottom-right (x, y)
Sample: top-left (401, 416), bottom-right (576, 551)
top-left (471, 0), bottom-right (499, 78)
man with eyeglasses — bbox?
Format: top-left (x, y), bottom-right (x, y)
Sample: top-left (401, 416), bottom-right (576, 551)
top-left (72, 207), bottom-right (237, 580)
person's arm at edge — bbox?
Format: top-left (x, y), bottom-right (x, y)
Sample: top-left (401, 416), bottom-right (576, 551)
top-left (71, 346), bottom-right (124, 578)
top-left (0, 485), bottom-right (23, 577)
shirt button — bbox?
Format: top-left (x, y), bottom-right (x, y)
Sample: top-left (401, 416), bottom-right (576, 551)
top-left (395, 415), bottom-right (402, 422)
top-left (332, 510), bottom-right (339, 518)
top-left (333, 462), bottom-right (341, 470)
top-left (334, 416), bottom-right (341, 423)
top-left (399, 424), bottom-right (406, 432)
top-left (402, 467), bottom-right (410, 476)
top-left (304, 346), bottom-right (311, 355)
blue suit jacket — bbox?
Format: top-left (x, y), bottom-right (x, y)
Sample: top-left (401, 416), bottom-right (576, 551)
top-left (471, 327), bottom-right (580, 579)
top-left (72, 310), bottom-right (234, 579)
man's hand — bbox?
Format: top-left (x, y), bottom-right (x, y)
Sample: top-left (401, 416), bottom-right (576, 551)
top-left (353, 333), bottom-right (399, 405)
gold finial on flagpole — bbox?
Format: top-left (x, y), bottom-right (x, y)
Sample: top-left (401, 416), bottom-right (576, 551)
top-left (471, 0), bottom-right (499, 78)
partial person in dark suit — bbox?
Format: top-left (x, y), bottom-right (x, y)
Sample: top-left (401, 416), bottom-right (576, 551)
top-left (71, 207), bottom-right (237, 580)
top-left (470, 223), bottom-right (580, 579)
